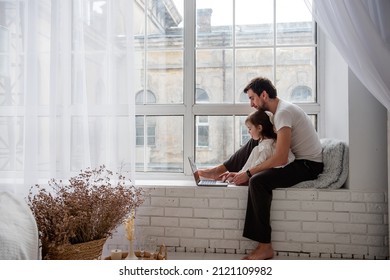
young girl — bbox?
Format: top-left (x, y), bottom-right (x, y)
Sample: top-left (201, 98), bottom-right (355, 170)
top-left (240, 110), bottom-right (295, 172)
top-left (199, 110), bottom-right (295, 183)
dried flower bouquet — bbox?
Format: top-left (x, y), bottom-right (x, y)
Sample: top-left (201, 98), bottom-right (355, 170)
top-left (27, 165), bottom-right (145, 259)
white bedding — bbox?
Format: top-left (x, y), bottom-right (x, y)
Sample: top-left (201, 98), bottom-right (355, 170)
top-left (0, 192), bottom-right (39, 260)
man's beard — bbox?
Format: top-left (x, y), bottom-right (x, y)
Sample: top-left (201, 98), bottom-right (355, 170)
top-left (259, 103), bottom-right (269, 111)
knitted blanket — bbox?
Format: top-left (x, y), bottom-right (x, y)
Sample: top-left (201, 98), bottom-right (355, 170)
top-left (292, 138), bottom-right (349, 189)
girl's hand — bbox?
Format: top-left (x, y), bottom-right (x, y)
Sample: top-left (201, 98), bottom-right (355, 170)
top-left (219, 172), bottom-right (236, 183)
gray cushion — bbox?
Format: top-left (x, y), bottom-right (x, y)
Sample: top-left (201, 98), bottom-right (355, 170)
top-left (292, 138), bottom-right (349, 189)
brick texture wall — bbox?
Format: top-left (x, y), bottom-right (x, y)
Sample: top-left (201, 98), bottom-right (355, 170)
top-left (103, 185), bottom-right (389, 260)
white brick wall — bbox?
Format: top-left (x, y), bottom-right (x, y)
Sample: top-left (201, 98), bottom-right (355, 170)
top-left (104, 184), bottom-right (389, 259)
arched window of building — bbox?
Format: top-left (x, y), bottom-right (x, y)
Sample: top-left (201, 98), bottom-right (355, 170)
top-left (136, 90), bottom-right (157, 104)
top-left (196, 88), bottom-right (209, 103)
top-left (291, 85), bottom-right (312, 102)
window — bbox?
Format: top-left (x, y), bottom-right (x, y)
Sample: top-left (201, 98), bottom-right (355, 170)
top-left (0, 0), bottom-right (318, 179)
top-left (134, 0), bottom-right (318, 175)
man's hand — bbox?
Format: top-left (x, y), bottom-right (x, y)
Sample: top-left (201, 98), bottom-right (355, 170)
top-left (232, 171), bottom-right (249, 186)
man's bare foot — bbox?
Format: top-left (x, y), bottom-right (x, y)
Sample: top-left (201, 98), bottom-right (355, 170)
top-left (242, 243), bottom-right (274, 260)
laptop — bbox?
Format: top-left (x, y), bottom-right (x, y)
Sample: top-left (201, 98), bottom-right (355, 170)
top-left (188, 157), bottom-right (228, 187)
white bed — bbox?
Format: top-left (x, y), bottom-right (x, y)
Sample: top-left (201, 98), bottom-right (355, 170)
top-left (0, 191), bottom-right (39, 260)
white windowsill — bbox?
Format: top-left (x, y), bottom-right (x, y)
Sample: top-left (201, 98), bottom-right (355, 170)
top-left (135, 179), bottom-right (196, 188)
top-left (135, 178), bottom-right (247, 188)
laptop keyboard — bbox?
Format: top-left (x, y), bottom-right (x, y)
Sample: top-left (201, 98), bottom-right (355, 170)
top-left (200, 180), bottom-right (217, 185)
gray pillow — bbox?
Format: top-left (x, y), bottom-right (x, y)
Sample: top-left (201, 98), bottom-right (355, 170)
top-left (292, 138), bottom-right (349, 189)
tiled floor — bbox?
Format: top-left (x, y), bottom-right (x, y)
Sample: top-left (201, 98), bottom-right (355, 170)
top-left (167, 252), bottom-right (320, 260)
top-left (168, 252), bottom-right (245, 260)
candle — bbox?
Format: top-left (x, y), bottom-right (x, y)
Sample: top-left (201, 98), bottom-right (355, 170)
top-left (124, 209), bottom-right (135, 241)
top-left (111, 249), bottom-right (122, 260)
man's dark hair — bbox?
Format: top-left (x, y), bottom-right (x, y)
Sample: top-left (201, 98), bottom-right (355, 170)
top-left (243, 77), bottom-right (277, 99)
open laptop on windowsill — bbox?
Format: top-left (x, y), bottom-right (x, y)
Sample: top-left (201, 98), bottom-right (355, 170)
top-left (188, 157), bottom-right (229, 187)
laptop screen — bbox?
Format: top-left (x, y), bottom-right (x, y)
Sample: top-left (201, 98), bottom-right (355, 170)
top-left (188, 157), bottom-right (201, 183)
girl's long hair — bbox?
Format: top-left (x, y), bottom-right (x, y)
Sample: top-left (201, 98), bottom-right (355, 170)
top-left (245, 110), bottom-right (276, 140)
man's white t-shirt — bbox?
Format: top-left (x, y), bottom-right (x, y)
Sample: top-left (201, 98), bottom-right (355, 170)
top-left (271, 99), bottom-right (323, 163)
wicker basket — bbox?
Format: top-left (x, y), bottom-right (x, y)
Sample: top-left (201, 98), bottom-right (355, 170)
top-left (45, 238), bottom-right (107, 260)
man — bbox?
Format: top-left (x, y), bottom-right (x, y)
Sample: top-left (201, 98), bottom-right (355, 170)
top-left (198, 77), bottom-right (323, 260)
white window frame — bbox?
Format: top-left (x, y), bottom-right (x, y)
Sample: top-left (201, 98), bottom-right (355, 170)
top-left (135, 0), bottom-right (321, 179)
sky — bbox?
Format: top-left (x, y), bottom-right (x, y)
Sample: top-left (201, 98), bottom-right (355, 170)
top-left (172, 0), bottom-right (312, 26)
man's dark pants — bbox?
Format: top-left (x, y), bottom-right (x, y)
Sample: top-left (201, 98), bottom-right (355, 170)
top-left (243, 159), bottom-right (323, 243)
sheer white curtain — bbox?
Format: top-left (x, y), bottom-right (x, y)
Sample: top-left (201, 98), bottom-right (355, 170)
top-left (306, 0), bottom-right (390, 110)
top-left (0, 0), bottom-right (135, 195)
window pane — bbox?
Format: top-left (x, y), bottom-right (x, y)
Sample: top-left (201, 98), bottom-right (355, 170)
top-left (134, 0), bottom-right (183, 48)
top-left (136, 116), bottom-right (183, 172)
top-left (276, 47), bottom-right (316, 102)
top-left (134, 0), bottom-right (184, 105)
top-left (196, 115), bottom-right (247, 167)
top-left (196, 0), bottom-right (233, 48)
top-left (235, 48), bottom-right (274, 103)
top-left (235, 0), bottom-right (274, 47)
top-left (136, 116), bottom-right (144, 146)
top-left (196, 115), bottom-right (209, 147)
top-left (196, 49), bottom-right (233, 103)
top-left (197, 125), bottom-right (209, 147)
top-left (135, 50), bottom-right (183, 104)
top-left (276, 0), bottom-right (315, 45)
top-left (148, 50), bottom-right (183, 104)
